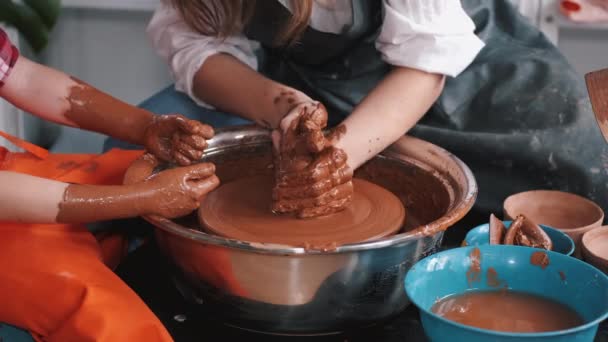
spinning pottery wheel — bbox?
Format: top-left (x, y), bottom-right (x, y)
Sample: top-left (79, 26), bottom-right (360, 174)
top-left (198, 175), bottom-right (406, 248)
top-left (140, 126), bottom-right (477, 335)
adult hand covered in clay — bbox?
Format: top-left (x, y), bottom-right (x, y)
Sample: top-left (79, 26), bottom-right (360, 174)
top-left (143, 114), bottom-right (214, 166)
top-left (271, 102), bottom-right (353, 218)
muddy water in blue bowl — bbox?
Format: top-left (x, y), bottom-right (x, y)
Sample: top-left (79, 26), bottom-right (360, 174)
top-left (405, 245), bottom-right (608, 342)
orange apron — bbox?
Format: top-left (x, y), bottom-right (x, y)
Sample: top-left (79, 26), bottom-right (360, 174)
top-left (0, 131), bottom-right (173, 341)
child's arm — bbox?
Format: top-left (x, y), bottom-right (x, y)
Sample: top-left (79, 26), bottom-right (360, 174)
top-left (335, 67), bottom-right (445, 170)
top-left (193, 55), bottom-right (443, 171)
top-left (192, 53), bottom-right (313, 129)
top-left (0, 57), bottom-right (213, 165)
top-left (266, 67), bottom-right (443, 218)
top-left (0, 161), bottom-right (219, 223)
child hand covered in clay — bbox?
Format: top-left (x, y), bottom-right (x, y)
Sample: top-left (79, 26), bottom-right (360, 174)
top-left (150, 8), bottom-right (443, 219)
top-left (271, 101), bottom-right (353, 218)
top-left (0, 28), bottom-right (219, 223)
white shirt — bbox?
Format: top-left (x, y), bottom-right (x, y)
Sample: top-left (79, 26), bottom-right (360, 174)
top-left (147, 0), bottom-right (485, 108)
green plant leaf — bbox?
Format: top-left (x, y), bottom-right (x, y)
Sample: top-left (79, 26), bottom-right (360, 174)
top-left (24, 0), bottom-right (61, 29)
top-left (0, 2), bottom-right (49, 53)
top-left (0, 0), bottom-right (61, 53)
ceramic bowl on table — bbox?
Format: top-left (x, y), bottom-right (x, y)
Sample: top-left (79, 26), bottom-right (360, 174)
top-left (405, 245), bottom-right (608, 342)
top-left (463, 220), bottom-right (575, 256)
top-left (582, 226), bottom-right (608, 274)
top-left (132, 125), bottom-right (478, 335)
top-left (503, 190), bottom-right (604, 257)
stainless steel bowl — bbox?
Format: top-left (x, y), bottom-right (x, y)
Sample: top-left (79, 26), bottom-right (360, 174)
top-left (141, 125), bottom-right (477, 335)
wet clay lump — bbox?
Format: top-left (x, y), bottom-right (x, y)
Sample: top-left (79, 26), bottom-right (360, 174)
top-left (432, 290), bottom-right (583, 333)
top-left (272, 102), bottom-right (353, 219)
top-left (198, 175), bottom-right (405, 248)
top-left (489, 214), bottom-right (553, 250)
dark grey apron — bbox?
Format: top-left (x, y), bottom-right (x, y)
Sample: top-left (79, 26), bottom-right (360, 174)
top-left (244, 0), bottom-right (608, 222)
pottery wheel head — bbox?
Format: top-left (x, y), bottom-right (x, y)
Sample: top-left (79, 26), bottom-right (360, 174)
top-left (198, 175), bottom-right (406, 249)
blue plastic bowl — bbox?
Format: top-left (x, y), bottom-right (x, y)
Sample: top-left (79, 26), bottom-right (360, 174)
top-left (464, 221), bottom-right (575, 256)
top-left (405, 245), bottom-right (608, 342)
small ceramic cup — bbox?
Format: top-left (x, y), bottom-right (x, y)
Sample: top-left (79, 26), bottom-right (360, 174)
top-left (582, 226), bottom-right (608, 274)
top-left (503, 190), bottom-right (604, 258)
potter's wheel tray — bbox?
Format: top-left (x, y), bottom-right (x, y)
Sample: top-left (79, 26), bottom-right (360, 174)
top-left (198, 175), bottom-right (405, 248)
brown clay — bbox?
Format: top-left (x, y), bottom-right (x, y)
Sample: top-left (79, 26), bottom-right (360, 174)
top-left (490, 214), bottom-right (553, 250)
top-left (486, 267), bottom-right (506, 288)
top-left (530, 251), bottom-right (550, 269)
top-left (581, 226), bottom-right (608, 274)
top-left (432, 291), bottom-right (583, 333)
top-left (489, 214), bottom-right (506, 245)
top-left (503, 190), bottom-right (604, 257)
top-left (66, 78), bottom-right (213, 166)
top-left (273, 102), bottom-right (353, 218)
top-left (56, 154), bottom-right (219, 223)
top-left (518, 216), bottom-right (553, 250)
top-left (198, 175), bottom-right (405, 249)
top-left (466, 247), bottom-right (482, 285)
top-left (503, 215), bottom-right (525, 246)
top-left (142, 115), bottom-right (214, 166)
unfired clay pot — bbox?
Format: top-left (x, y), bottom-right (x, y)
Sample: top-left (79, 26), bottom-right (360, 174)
top-left (503, 190), bottom-right (604, 258)
top-left (582, 226), bottom-right (608, 274)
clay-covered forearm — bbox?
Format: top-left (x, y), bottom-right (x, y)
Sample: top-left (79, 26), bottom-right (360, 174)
top-left (335, 67), bottom-right (445, 170)
top-left (57, 158), bottom-right (220, 223)
top-left (0, 57), bottom-right (153, 145)
top-left (192, 53), bottom-right (311, 129)
top-left (0, 172), bottom-right (147, 224)
top-left (55, 183), bottom-right (155, 223)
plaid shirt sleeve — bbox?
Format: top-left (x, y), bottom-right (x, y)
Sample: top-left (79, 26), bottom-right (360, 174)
top-left (0, 28), bottom-right (20, 88)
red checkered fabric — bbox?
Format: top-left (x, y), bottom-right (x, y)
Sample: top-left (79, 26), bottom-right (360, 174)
top-left (0, 28), bottom-right (19, 88)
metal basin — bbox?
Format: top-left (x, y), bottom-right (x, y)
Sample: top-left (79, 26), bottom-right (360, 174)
top-left (142, 125), bottom-right (477, 335)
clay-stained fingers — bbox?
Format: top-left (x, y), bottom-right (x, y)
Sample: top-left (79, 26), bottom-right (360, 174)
top-left (176, 115), bottom-right (214, 139)
top-left (189, 174), bottom-right (220, 199)
top-left (298, 196), bottom-right (352, 219)
top-left (123, 153), bottom-right (159, 185)
top-left (273, 167), bottom-right (353, 200)
top-left (278, 102), bottom-right (323, 151)
top-left (276, 166), bottom-right (329, 186)
top-left (273, 178), bottom-right (334, 201)
top-left (276, 155), bottom-right (312, 174)
top-left (299, 103), bottom-right (327, 132)
top-left (272, 181), bottom-right (353, 214)
top-left (299, 104), bottom-right (328, 153)
top-left (172, 150), bottom-right (193, 166)
top-left (275, 150), bottom-right (349, 186)
top-left (303, 130), bottom-right (327, 153)
top-left (279, 102), bottom-right (316, 133)
top-left (179, 134), bottom-right (208, 150)
top-left (276, 165), bottom-right (351, 190)
top-left (180, 162), bottom-right (216, 180)
top-left (149, 141), bottom-right (173, 164)
top-left (172, 138), bottom-right (204, 162)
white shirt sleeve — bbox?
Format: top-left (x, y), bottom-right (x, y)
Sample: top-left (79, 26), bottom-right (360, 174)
top-left (376, 0), bottom-right (485, 77)
top-left (146, 3), bottom-right (259, 108)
